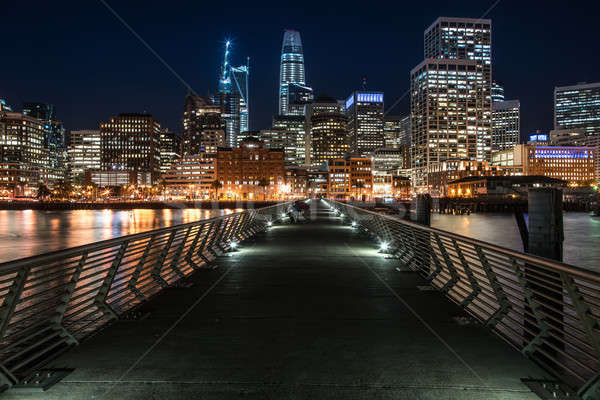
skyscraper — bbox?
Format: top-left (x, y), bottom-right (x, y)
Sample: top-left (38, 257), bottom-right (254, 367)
top-left (272, 115), bottom-right (306, 166)
top-left (492, 100), bottom-right (520, 151)
top-left (345, 91), bottom-right (385, 154)
top-left (410, 59), bottom-right (488, 187)
top-left (279, 30), bottom-right (306, 116)
top-left (308, 95), bottom-right (349, 168)
top-left (423, 17), bottom-right (493, 162)
top-left (182, 94), bottom-right (225, 155)
top-left (22, 102), bottom-right (67, 171)
top-left (68, 129), bottom-right (101, 183)
top-left (100, 113), bottom-right (161, 183)
top-left (555, 82), bottom-right (600, 180)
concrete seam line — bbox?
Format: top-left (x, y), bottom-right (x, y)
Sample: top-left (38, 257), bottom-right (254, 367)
top-left (100, 241), bottom-right (256, 398)
top-left (344, 243), bottom-right (492, 388)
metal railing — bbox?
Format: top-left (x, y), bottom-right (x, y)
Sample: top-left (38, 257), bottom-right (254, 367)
top-left (327, 199), bottom-right (600, 399)
top-left (0, 202), bottom-right (293, 388)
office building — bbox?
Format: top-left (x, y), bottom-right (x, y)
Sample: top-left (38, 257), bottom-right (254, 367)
top-left (422, 17), bottom-right (493, 163)
top-left (286, 83), bottom-right (313, 116)
top-left (68, 129), bottom-right (101, 183)
top-left (427, 159), bottom-right (504, 196)
top-left (0, 99), bottom-right (12, 112)
top-left (308, 170), bottom-right (329, 197)
top-left (327, 155), bottom-right (373, 201)
top-left (345, 91), bottom-right (385, 153)
top-left (0, 110), bottom-right (48, 196)
top-left (273, 115), bottom-right (306, 166)
top-left (492, 100), bottom-right (520, 151)
top-left (492, 81), bottom-right (505, 102)
top-left (411, 59), bottom-right (491, 187)
top-left (284, 167), bottom-right (309, 198)
top-left (308, 96), bottom-right (349, 168)
top-left (384, 115), bottom-right (410, 148)
top-left (259, 129), bottom-right (297, 165)
top-left (371, 148), bottom-right (405, 172)
top-left (159, 129), bottom-right (181, 175)
top-left (554, 82), bottom-right (600, 136)
top-left (216, 137), bottom-right (285, 200)
top-left (100, 113), bottom-right (161, 183)
top-left (182, 94), bottom-right (225, 155)
top-left (162, 153), bottom-right (216, 199)
top-left (279, 30), bottom-right (306, 116)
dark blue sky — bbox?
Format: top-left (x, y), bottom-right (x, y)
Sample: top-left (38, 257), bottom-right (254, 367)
top-left (2, 1), bottom-right (599, 140)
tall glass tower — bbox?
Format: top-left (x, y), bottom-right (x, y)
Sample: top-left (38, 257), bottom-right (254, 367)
top-left (279, 30), bottom-right (306, 116)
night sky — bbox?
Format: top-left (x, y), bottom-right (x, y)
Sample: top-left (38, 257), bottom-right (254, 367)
top-left (2, 1), bottom-right (599, 141)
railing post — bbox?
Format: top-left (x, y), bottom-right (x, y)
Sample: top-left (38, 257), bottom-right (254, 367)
top-left (475, 246), bottom-right (511, 328)
top-left (184, 225), bottom-right (204, 270)
top-left (129, 235), bottom-right (155, 301)
top-left (53, 253), bottom-right (89, 345)
top-left (95, 241), bottom-right (129, 319)
top-left (168, 226), bottom-right (192, 280)
top-left (152, 231), bottom-right (176, 288)
top-left (0, 267), bottom-right (29, 340)
top-left (452, 239), bottom-right (480, 307)
top-left (433, 233), bottom-right (459, 293)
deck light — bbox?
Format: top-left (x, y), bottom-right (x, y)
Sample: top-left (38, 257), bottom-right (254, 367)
top-left (379, 242), bottom-right (389, 252)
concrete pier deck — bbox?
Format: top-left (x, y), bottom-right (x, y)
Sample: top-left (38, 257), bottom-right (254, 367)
top-left (7, 202), bottom-right (547, 399)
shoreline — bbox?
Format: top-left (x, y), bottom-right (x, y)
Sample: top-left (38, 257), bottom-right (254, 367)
top-left (0, 200), bottom-right (282, 211)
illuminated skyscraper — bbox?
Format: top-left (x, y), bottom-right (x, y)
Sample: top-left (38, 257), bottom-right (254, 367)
top-left (492, 81), bottom-right (505, 102)
top-left (308, 95), bottom-right (349, 168)
top-left (423, 17), bottom-right (493, 162)
top-left (345, 91), bottom-right (385, 154)
top-left (279, 30), bottom-right (306, 116)
top-left (182, 94), bottom-right (225, 155)
top-left (492, 100), bottom-right (520, 151)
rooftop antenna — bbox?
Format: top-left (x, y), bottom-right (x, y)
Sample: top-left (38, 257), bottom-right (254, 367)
top-left (361, 76), bottom-right (367, 90)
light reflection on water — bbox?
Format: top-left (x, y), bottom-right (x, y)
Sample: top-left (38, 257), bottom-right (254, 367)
top-left (0, 208), bottom-right (241, 263)
top-left (432, 212), bottom-right (600, 272)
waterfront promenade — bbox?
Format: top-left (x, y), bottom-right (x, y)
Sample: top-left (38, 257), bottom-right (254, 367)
top-left (3, 202), bottom-right (547, 399)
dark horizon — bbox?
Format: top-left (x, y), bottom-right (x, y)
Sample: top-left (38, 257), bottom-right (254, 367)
top-left (2, 1), bottom-right (600, 141)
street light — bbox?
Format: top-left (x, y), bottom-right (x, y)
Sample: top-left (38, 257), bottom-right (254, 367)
top-left (379, 241), bottom-right (389, 253)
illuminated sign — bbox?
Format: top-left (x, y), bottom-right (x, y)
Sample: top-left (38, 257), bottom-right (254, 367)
top-left (529, 134), bottom-right (548, 142)
top-left (345, 92), bottom-right (383, 109)
top-left (533, 147), bottom-right (591, 159)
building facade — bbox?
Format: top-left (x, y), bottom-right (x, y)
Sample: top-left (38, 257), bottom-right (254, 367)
top-left (492, 100), bottom-right (520, 151)
top-left (554, 82), bottom-right (600, 136)
top-left (422, 17), bottom-right (493, 163)
top-left (411, 59), bottom-right (491, 188)
top-left (159, 129), bottom-right (181, 175)
top-left (308, 97), bottom-right (349, 168)
top-left (259, 129), bottom-right (297, 165)
top-left (491, 81), bottom-right (505, 102)
top-left (68, 129), bottom-right (101, 184)
top-left (272, 115), bottom-right (306, 166)
top-left (345, 91), bottom-right (385, 154)
top-left (100, 113), bottom-right (161, 183)
top-left (161, 153), bottom-right (216, 199)
top-left (279, 30), bottom-right (306, 116)
top-left (327, 155), bottom-right (373, 201)
top-left (182, 94), bottom-right (225, 155)
top-left (216, 137), bottom-right (285, 200)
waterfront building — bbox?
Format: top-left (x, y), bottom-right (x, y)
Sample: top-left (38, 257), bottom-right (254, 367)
top-left (159, 129), bottom-right (181, 175)
top-left (259, 129), bottom-right (297, 165)
top-left (421, 17), bottom-right (493, 163)
top-left (279, 30), bottom-right (306, 116)
top-left (100, 113), bottom-right (161, 184)
top-left (410, 58), bottom-right (491, 188)
top-left (555, 82), bottom-right (600, 180)
top-left (182, 94), bottom-right (225, 155)
top-left (426, 159), bottom-right (504, 197)
top-left (491, 144), bottom-right (596, 185)
top-left (549, 128), bottom-right (586, 146)
top-left (308, 96), bottom-right (349, 168)
top-left (68, 129), bottom-right (101, 184)
top-left (0, 110), bottom-right (48, 196)
top-left (492, 81), bottom-right (505, 102)
top-left (492, 100), bottom-right (520, 151)
top-left (86, 170), bottom-right (153, 188)
top-left (272, 115), bottom-right (306, 166)
top-left (161, 153), bottom-right (216, 199)
top-left (327, 155), bottom-right (373, 201)
top-left (345, 91), bottom-right (385, 154)
top-left (447, 175), bottom-right (566, 198)
top-left (216, 137), bottom-right (285, 200)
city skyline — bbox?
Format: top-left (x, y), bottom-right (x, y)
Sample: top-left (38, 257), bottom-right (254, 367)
top-left (2, 1), bottom-right (600, 139)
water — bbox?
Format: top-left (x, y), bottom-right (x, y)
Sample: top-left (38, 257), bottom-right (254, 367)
top-left (0, 208), bottom-right (241, 263)
top-left (0, 209), bottom-right (598, 272)
top-left (432, 212), bottom-right (600, 272)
